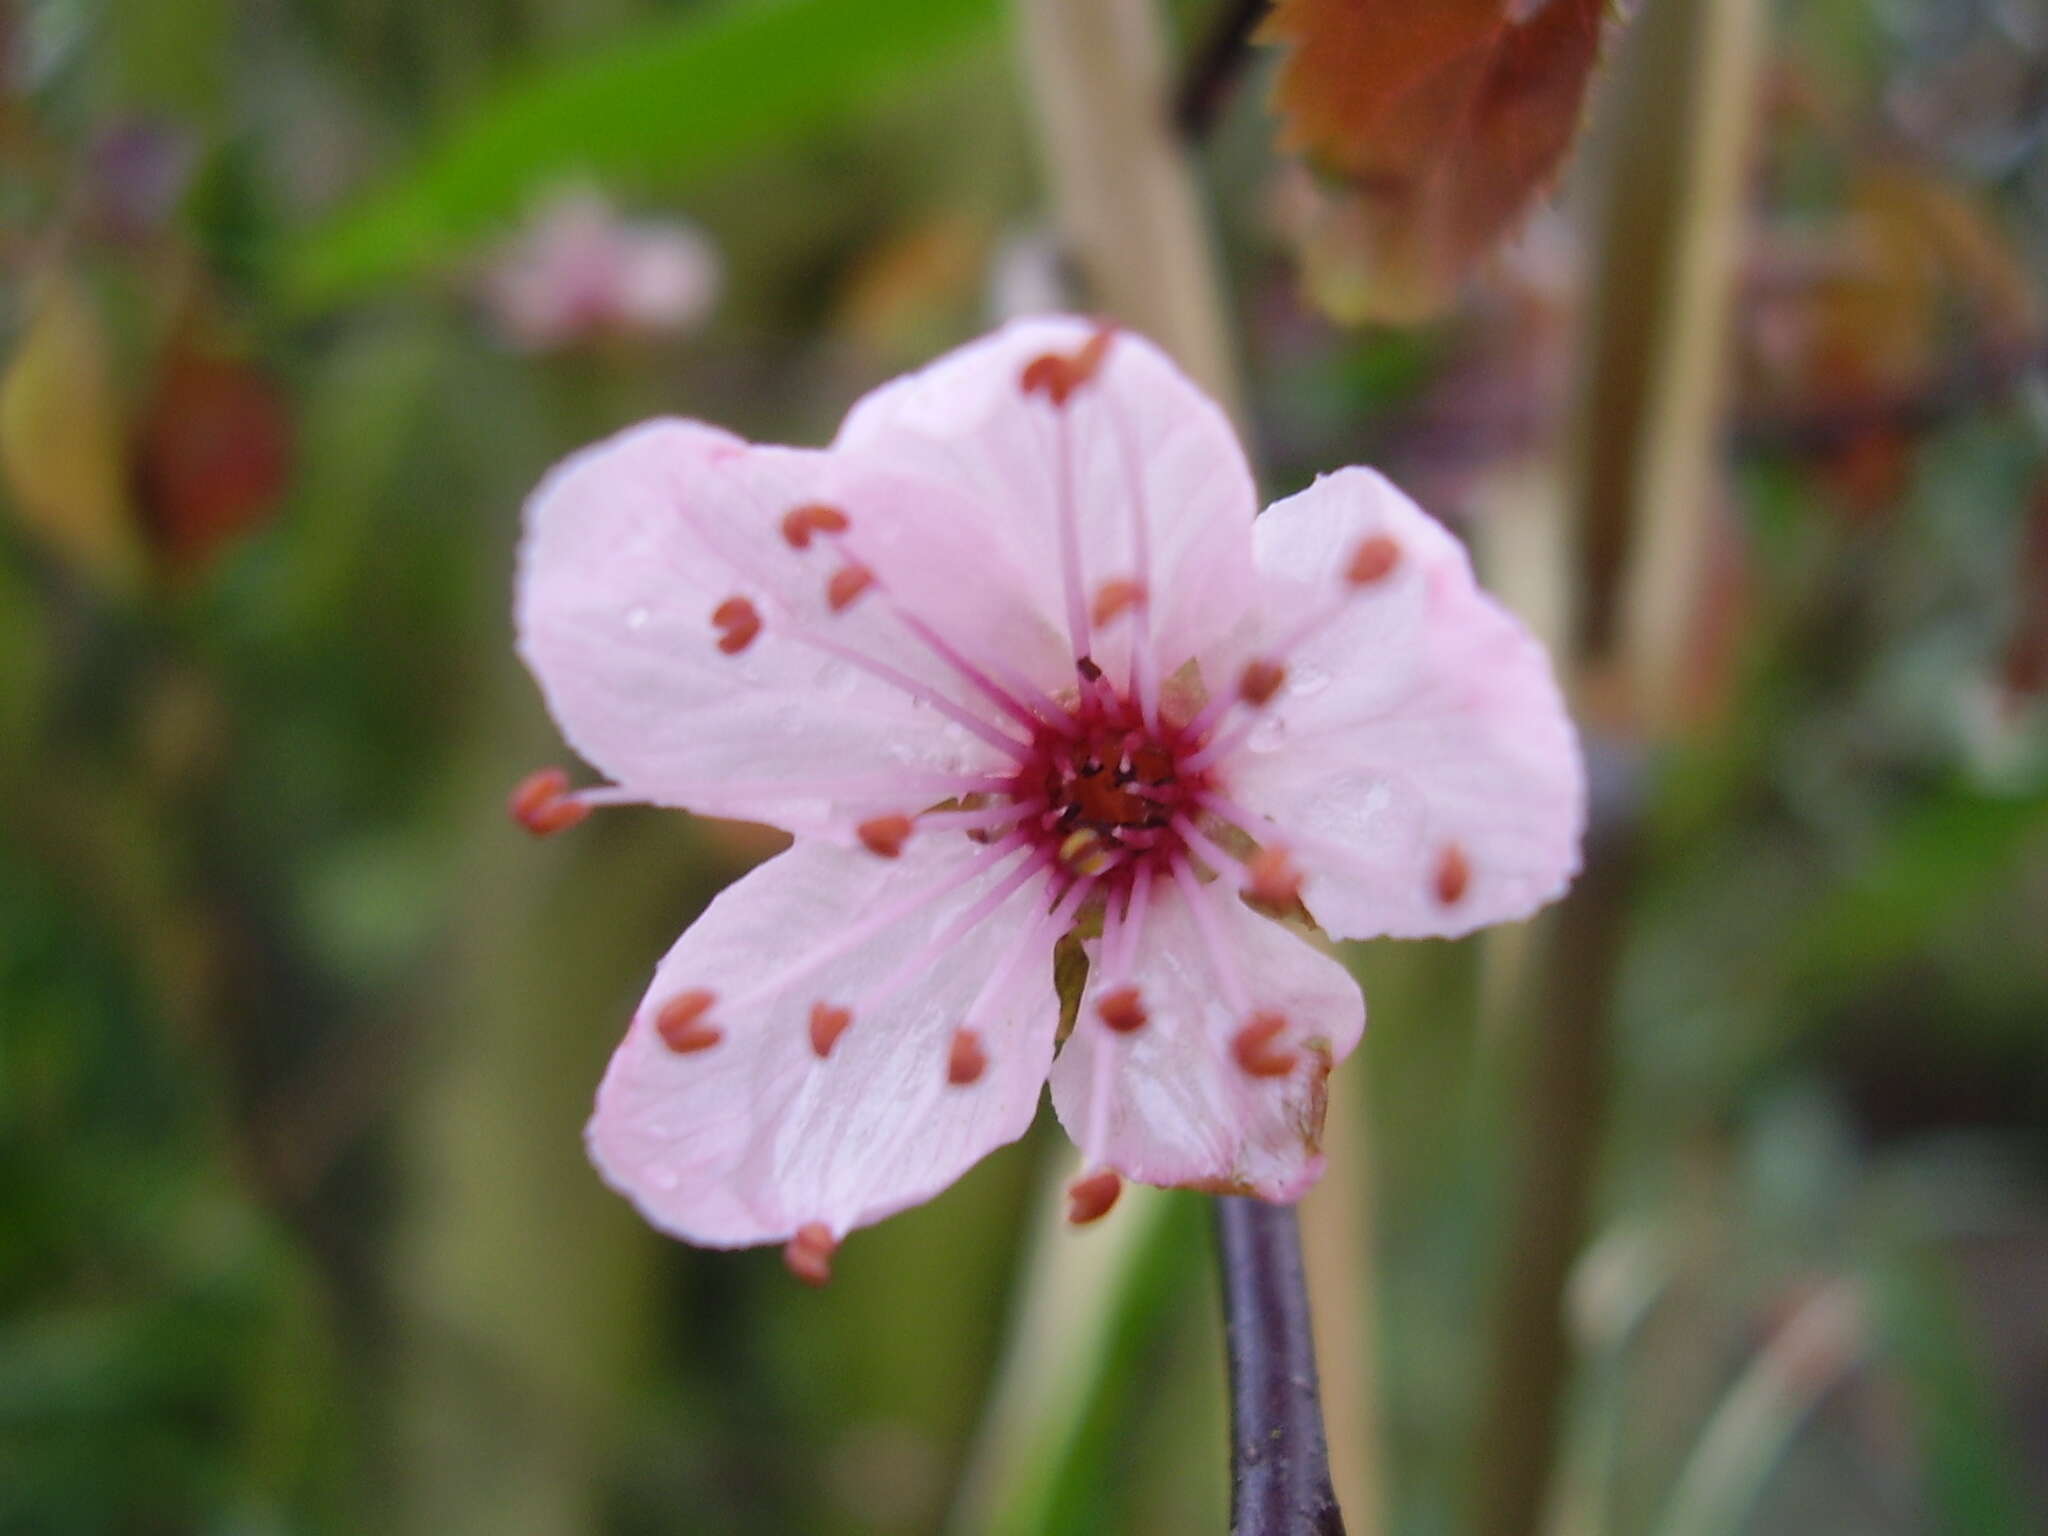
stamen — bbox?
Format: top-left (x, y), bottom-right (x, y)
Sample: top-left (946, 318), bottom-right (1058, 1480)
top-left (784, 1222), bottom-right (837, 1286)
top-left (1058, 827), bottom-right (1114, 875)
top-left (1171, 814), bottom-right (1242, 883)
top-left (808, 1002), bottom-right (852, 1059)
top-left (1091, 578), bottom-right (1145, 629)
top-left (946, 1027), bottom-right (987, 1086)
top-left (1102, 392), bottom-right (1160, 726)
top-left (1231, 1012), bottom-right (1299, 1078)
top-left (1018, 323), bottom-right (1115, 406)
top-left (720, 835), bottom-right (1033, 1016)
top-left (1238, 659), bottom-right (1287, 708)
top-left (1050, 407), bottom-right (1092, 663)
top-left (950, 871), bottom-right (1094, 1039)
top-left (918, 800), bottom-right (1038, 834)
top-left (711, 595), bottom-right (762, 654)
top-left (1170, 860), bottom-right (1249, 1014)
top-left (1096, 984), bottom-right (1147, 1033)
top-left (654, 456), bottom-right (1028, 765)
top-left (1180, 533), bottom-right (1411, 767)
top-left (508, 767), bottom-right (590, 836)
top-left (1245, 848), bottom-right (1303, 908)
top-left (826, 562), bottom-right (875, 612)
top-left (654, 989), bottom-right (722, 1054)
top-left (793, 628), bottom-right (1033, 758)
top-left (781, 502), bottom-right (850, 549)
top-left (857, 814), bottom-right (913, 858)
top-left (1118, 864), bottom-right (1155, 979)
top-left (888, 603), bottom-right (1079, 738)
top-left (856, 847), bottom-right (1054, 1014)
top-left (571, 769), bottom-right (1015, 812)
top-left (1346, 533), bottom-right (1402, 586)
top-left (1435, 844), bottom-right (1471, 905)
top-left (1067, 1169), bottom-right (1122, 1225)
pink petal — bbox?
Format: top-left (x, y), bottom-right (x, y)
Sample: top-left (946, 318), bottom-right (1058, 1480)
top-left (1049, 881), bottom-right (1364, 1201)
top-left (833, 315), bottom-right (1261, 689)
top-left (518, 417), bottom-right (1047, 834)
top-left (1226, 469), bottom-right (1585, 940)
top-left (587, 837), bottom-right (1064, 1247)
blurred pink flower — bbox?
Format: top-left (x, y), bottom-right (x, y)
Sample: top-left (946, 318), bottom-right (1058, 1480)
top-left (484, 188), bottom-right (720, 351)
top-left (514, 317), bottom-right (1583, 1281)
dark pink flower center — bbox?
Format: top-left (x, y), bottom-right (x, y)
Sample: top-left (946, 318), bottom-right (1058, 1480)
top-left (1003, 675), bottom-right (1213, 901)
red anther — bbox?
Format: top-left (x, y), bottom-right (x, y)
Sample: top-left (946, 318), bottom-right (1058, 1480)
top-left (654, 989), bottom-right (722, 1054)
top-left (1434, 843), bottom-right (1471, 905)
top-left (1091, 578), bottom-right (1146, 628)
top-left (1067, 1169), bottom-right (1123, 1225)
top-left (1346, 533), bottom-right (1402, 586)
top-left (1232, 1012), bottom-right (1298, 1078)
top-left (509, 767), bottom-right (590, 836)
top-left (783, 1222), bottom-right (838, 1287)
top-left (826, 562), bottom-right (874, 612)
top-left (1245, 848), bottom-right (1303, 908)
top-left (857, 814), bottom-right (913, 858)
top-left (711, 595), bottom-right (761, 654)
top-left (1096, 984), bottom-right (1148, 1033)
top-left (947, 1027), bottom-right (987, 1086)
top-left (808, 1002), bottom-right (852, 1059)
top-left (781, 501), bottom-right (850, 549)
top-left (1238, 658), bottom-right (1287, 707)
top-left (1019, 324), bottom-right (1116, 406)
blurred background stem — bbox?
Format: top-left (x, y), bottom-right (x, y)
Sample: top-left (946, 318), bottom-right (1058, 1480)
top-left (1472, 2), bottom-right (1765, 1535)
top-left (1015, 0), bottom-right (1240, 411)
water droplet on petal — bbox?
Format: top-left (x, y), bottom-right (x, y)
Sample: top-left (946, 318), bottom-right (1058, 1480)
top-left (1246, 716), bottom-right (1288, 754)
top-left (1287, 663), bottom-right (1330, 699)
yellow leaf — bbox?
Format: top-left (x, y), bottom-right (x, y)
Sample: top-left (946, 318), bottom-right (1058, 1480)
top-left (0, 272), bottom-right (145, 589)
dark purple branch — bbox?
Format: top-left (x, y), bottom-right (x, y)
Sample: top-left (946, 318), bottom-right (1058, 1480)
top-left (1214, 1196), bottom-right (1346, 1536)
top-left (1175, 0), bottom-right (1273, 141)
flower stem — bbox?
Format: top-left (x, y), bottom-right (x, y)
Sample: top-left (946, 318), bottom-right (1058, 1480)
top-left (1214, 1196), bottom-right (1347, 1536)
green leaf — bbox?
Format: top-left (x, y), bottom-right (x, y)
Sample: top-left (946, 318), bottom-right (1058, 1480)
top-left (1772, 782), bottom-right (2048, 996)
top-left (282, 0), bottom-right (1003, 309)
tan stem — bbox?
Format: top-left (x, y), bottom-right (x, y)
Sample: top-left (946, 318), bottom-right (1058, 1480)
top-left (1568, 0), bottom-right (1765, 730)
top-left (1474, 3), bottom-right (1766, 1535)
top-left (1016, 0), bottom-right (1241, 415)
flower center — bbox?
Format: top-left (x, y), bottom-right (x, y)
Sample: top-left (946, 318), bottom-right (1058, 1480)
top-left (1004, 676), bottom-right (1212, 890)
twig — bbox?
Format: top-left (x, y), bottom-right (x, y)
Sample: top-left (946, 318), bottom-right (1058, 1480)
top-left (1214, 1197), bottom-right (1347, 1536)
top-left (1175, 0), bottom-right (1273, 141)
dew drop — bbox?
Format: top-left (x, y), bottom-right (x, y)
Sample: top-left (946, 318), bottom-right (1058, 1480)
top-left (1246, 716), bottom-right (1288, 754)
top-left (1287, 663), bottom-right (1331, 699)
top-left (625, 605), bottom-right (652, 632)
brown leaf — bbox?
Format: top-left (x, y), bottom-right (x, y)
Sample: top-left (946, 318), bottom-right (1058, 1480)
top-left (1742, 168), bottom-right (2042, 512)
top-left (1263, 0), bottom-right (1612, 322)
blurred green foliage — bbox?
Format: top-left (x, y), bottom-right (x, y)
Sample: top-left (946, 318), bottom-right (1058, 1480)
top-left (3, 1), bottom-right (2046, 1534)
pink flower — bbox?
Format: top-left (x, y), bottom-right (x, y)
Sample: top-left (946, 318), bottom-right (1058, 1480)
top-left (515, 317), bottom-right (1583, 1282)
top-left (484, 188), bottom-right (720, 352)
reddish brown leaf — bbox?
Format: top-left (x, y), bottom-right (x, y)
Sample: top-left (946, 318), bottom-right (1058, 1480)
top-left (1263, 0), bottom-right (1612, 321)
top-left (134, 332), bottom-right (294, 571)
top-left (2001, 476), bottom-right (2048, 709)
